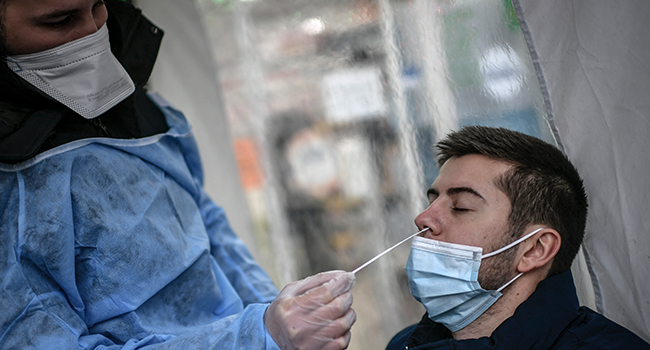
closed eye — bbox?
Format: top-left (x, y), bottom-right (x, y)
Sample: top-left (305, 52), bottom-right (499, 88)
top-left (43, 0), bottom-right (105, 27)
top-left (48, 17), bottom-right (73, 27)
top-left (426, 188), bottom-right (438, 205)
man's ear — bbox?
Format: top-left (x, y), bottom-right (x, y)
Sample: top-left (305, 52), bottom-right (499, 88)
top-left (517, 228), bottom-right (561, 273)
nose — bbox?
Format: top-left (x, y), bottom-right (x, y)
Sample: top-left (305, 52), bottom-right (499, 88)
top-left (69, 9), bottom-right (108, 42)
top-left (75, 18), bottom-right (101, 40)
top-left (414, 203), bottom-right (443, 238)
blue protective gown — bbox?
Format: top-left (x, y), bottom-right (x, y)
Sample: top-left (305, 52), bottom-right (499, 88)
top-left (0, 93), bottom-right (281, 350)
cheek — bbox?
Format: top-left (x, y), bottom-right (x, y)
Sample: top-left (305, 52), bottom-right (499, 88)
top-left (3, 16), bottom-right (68, 55)
top-left (5, 30), bottom-right (44, 55)
top-left (6, 31), bottom-right (71, 55)
top-left (2, 7), bottom-right (56, 55)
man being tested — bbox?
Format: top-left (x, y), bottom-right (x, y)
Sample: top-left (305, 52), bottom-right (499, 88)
top-left (0, 0), bottom-right (355, 349)
top-left (388, 126), bottom-right (650, 349)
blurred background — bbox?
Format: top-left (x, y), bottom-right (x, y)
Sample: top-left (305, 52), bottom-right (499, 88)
top-left (137, 0), bottom-right (558, 348)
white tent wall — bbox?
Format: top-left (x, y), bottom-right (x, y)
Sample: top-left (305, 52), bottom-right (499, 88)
top-left (134, 0), bottom-right (262, 261)
top-left (514, 0), bottom-right (650, 342)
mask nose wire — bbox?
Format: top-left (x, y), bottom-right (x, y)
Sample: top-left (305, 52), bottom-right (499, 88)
top-left (481, 227), bottom-right (545, 259)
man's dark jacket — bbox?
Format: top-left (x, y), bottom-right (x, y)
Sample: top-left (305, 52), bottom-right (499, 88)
top-left (387, 271), bottom-right (650, 350)
top-left (0, 0), bottom-right (168, 164)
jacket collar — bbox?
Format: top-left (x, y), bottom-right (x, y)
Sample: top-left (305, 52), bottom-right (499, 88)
top-left (405, 271), bottom-right (581, 349)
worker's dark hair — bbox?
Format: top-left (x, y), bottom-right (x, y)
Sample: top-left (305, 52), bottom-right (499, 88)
top-left (436, 126), bottom-right (588, 277)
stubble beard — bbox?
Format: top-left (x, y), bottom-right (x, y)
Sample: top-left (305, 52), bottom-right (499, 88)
top-left (477, 233), bottom-right (519, 291)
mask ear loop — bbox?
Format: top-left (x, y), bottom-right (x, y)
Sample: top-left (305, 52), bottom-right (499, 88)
top-left (482, 227), bottom-right (544, 259)
top-left (497, 271), bottom-right (524, 292)
top-left (484, 227), bottom-right (545, 293)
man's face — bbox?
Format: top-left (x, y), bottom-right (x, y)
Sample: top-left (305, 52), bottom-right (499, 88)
top-left (415, 154), bottom-right (515, 289)
top-left (2, 0), bottom-right (107, 55)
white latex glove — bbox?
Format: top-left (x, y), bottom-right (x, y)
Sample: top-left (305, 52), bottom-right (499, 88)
top-left (264, 270), bottom-right (357, 350)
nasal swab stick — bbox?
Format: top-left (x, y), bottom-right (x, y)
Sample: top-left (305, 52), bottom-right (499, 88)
top-left (352, 227), bottom-right (429, 274)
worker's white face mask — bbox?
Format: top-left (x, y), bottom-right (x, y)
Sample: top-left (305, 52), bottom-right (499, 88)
top-left (6, 24), bottom-right (135, 119)
top-left (405, 227), bottom-right (543, 332)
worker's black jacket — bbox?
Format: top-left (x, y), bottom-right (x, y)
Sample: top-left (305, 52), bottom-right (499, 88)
top-left (0, 0), bottom-right (168, 164)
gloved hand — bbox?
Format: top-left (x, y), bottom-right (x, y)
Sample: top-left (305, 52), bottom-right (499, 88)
top-left (264, 270), bottom-right (357, 350)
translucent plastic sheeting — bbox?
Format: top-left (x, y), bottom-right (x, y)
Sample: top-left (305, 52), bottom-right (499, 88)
top-left (514, 0), bottom-right (650, 342)
top-left (139, 0), bottom-right (561, 349)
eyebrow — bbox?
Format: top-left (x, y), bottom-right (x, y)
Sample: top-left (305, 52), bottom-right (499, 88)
top-left (427, 186), bottom-right (486, 201)
top-left (34, 8), bottom-right (80, 21)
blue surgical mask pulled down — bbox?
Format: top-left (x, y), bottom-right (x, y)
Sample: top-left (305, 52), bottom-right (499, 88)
top-left (405, 227), bottom-right (544, 332)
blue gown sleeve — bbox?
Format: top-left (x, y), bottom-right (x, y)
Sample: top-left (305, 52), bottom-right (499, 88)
top-left (152, 91), bottom-right (279, 305)
top-left (0, 163), bottom-right (281, 350)
top-left (0, 94), bottom-right (281, 350)
top-left (0, 286), bottom-right (280, 350)
top-left (199, 190), bottom-right (280, 305)
top-left (0, 175), bottom-right (281, 350)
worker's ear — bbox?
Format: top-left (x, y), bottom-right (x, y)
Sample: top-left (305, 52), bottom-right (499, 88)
top-left (516, 227), bottom-right (561, 273)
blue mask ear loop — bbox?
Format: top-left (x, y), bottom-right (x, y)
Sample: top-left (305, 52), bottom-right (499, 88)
top-left (496, 271), bottom-right (524, 292)
top-left (482, 227), bottom-right (545, 259)
top-left (481, 227), bottom-right (545, 292)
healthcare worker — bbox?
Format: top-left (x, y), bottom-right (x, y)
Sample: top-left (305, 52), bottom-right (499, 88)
top-left (0, 0), bottom-right (356, 349)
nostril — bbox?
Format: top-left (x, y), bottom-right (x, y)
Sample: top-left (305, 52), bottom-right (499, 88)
top-left (421, 225), bottom-right (443, 239)
top-left (417, 227), bottom-right (430, 237)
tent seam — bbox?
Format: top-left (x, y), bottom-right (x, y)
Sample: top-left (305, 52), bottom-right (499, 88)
top-left (511, 0), bottom-right (566, 154)
top-left (511, 0), bottom-right (604, 312)
top-left (580, 244), bottom-right (604, 313)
